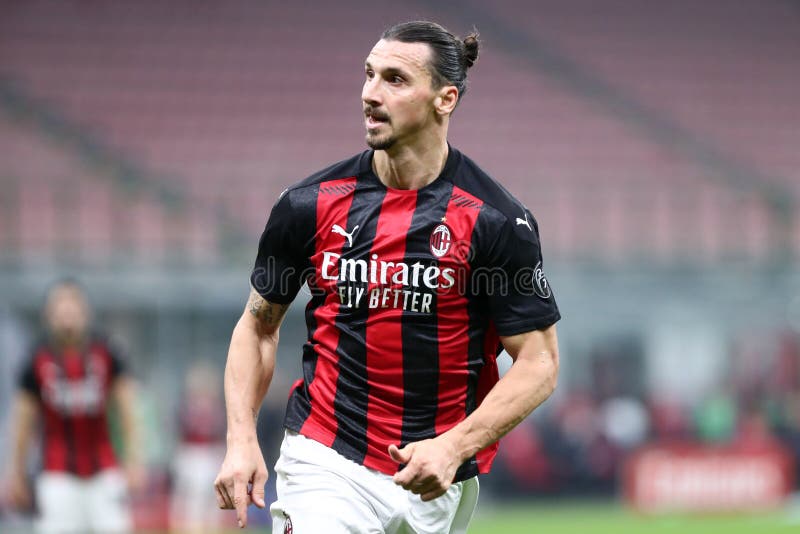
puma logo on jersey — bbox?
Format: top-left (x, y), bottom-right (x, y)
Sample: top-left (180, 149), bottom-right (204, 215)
top-left (332, 224), bottom-right (359, 247)
top-left (516, 212), bottom-right (532, 231)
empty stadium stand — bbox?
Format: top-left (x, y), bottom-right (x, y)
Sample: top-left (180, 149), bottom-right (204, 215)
top-left (1, 0), bottom-right (797, 265)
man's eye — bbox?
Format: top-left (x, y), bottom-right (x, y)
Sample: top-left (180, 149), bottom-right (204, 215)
top-left (365, 70), bottom-right (374, 79)
top-left (391, 76), bottom-right (404, 84)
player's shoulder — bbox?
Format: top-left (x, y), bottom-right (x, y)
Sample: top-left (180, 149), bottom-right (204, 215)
top-left (18, 337), bottom-right (53, 379)
top-left (26, 337), bottom-right (52, 361)
top-left (87, 331), bottom-right (117, 353)
top-left (282, 151), bottom-right (369, 198)
top-left (452, 149), bottom-right (534, 228)
top-left (266, 151), bottom-right (368, 220)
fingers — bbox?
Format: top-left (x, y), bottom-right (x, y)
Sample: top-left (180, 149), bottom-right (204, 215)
top-left (393, 465), bottom-right (424, 489)
top-left (214, 476), bottom-right (233, 509)
top-left (389, 441), bottom-right (453, 500)
top-left (250, 468), bottom-right (269, 509)
top-left (399, 472), bottom-right (449, 501)
top-left (420, 487), bottom-right (448, 502)
top-left (215, 469), bottom-right (265, 528)
top-left (402, 473), bottom-right (449, 502)
top-left (391, 443), bottom-right (425, 488)
top-left (390, 443), bottom-right (414, 464)
top-left (233, 476), bottom-right (249, 528)
top-left (388, 443), bottom-right (412, 464)
top-left (214, 483), bottom-right (228, 509)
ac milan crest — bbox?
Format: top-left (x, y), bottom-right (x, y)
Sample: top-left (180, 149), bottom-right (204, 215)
top-left (283, 513), bottom-right (293, 534)
top-left (430, 223), bottom-right (452, 258)
top-left (533, 261), bottom-right (552, 299)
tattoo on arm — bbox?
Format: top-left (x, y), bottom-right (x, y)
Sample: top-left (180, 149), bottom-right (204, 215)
top-left (247, 289), bottom-right (289, 326)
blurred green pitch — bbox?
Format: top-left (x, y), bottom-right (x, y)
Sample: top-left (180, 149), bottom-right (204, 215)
top-left (193, 501), bottom-right (798, 533)
top-left (467, 501), bottom-right (797, 534)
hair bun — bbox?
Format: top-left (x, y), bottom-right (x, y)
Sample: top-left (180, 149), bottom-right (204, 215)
top-left (462, 31), bottom-right (480, 69)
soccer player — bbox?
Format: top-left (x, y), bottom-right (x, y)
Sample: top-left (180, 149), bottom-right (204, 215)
top-left (215, 21), bottom-right (561, 533)
top-left (5, 279), bottom-right (142, 533)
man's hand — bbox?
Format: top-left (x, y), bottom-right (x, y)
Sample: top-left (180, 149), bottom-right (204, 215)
top-left (388, 434), bottom-right (463, 502)
top-left (124, 460), bottom-right (147, 494)
top-left (214, 440), bottom-right (269, 529)
top-left (5, 470), bottom-right (32, 510)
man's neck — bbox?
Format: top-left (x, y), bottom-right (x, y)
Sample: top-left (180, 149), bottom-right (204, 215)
top-left (372, 136), bottom-right (449, 191)
top-left (50, 331), bottom-right (88, 352)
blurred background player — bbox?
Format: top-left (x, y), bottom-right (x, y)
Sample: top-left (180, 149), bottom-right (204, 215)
top-left (169, 360), bottom-right (228, 533)
top-left (4, 279), bottom-right (143, 534)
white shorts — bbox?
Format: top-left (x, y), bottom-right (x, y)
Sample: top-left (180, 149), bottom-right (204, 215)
top-left (270, 431), bottom-right (479, 534)
top-left (35, 469), bottom-right (132, 534)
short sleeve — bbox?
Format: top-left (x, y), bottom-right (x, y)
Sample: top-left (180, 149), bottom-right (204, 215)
top-left (476, 209), bottom-right (560, 336)
top-left (107, 343), bottom-right (127, 379)
top-left (249, 190), bottom-right (308, 304)
top-left (18, 359), bottom-right (40, 397)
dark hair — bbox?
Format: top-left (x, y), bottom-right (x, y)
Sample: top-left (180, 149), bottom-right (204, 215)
top-left (381, 21), bottom-right (480, 103)
top-left (43, 276), bottom-right (88, 304)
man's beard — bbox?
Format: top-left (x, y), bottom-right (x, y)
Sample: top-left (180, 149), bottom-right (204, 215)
top-left (366, 132), bottom-right (396, 150)
top-left (367, 135), bottom-right (397, 150)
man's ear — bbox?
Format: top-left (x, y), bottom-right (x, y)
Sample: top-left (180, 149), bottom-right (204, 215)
top-left (435, 85), bottom-right (459, 116)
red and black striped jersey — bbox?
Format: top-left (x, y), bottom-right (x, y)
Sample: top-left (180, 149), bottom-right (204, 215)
top-left (251, 146), bottom-right (560, 481)
top-left (18, 336), bottom-right (125, 477)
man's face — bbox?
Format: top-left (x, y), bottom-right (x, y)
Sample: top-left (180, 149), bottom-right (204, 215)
top-left (362, 39), bottom-right (440, 151)
top-left (44, 285), bottom-right (90, 343)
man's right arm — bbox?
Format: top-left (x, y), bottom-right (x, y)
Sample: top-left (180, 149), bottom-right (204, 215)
top-left (214, 287), bottom-right (290, 529)
top-left (6, 390), bottom-right (39, 509)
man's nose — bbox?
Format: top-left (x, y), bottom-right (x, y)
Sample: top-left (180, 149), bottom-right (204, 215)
top-left (362, 77), bottom-right (382, 107)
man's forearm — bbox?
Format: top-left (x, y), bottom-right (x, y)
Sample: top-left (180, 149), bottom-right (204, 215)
top-left (115, 379), bottom-right (142, 465)
top-left (446, 348), bottom-right (557, 462)
top-left (111, 377), bottom-right (146, 489)
top-left (11, 426), bottom-right (31, 472)
top-left (9, 393), bottom-right (37, 475)
top-left (224, 316), bottom-right (278, 443)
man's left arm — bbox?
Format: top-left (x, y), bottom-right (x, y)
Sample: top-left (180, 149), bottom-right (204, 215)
top-left (111, 376), bottom-right (146, 492)
top-left (389, 324), bottom-right (559, 500)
